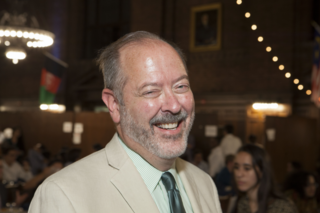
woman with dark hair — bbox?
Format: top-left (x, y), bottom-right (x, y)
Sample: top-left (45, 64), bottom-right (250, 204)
top-left (232, 144), bottom-right (297, 213)
top-left (284, 171), bottom-right (318, 213)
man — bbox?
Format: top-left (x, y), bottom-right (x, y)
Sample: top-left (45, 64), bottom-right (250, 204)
top-left (208, 138), bottom-right (224, 178)
top-left (2, 146), bottom-right (33, 182)
top-left (29, 31), bottom-right (222, 213)
top-left (220, 124), bottom-right (242, 157)
top-left (192, 150), bottom-right (209, 174)
top-left (215, 155), bottom-right (235, 197)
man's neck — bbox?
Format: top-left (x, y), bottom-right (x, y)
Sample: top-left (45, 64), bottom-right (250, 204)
top-left (118, 132), bottom-right (175, 171)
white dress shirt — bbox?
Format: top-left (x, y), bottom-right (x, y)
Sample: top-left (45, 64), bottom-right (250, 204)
top-left (220, 134), bottom-right (242, 157)
top-left (3, 161), bottom-right (33, 182)
top-left (208, 146), bottom-right (224, 177)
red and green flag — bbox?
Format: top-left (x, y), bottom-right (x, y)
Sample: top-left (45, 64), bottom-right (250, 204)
top-left (39, 52), bottom-right (67, 104)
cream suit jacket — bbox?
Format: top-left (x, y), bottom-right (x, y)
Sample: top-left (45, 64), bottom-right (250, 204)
top-left (29, 134), bottom-right (222, 213)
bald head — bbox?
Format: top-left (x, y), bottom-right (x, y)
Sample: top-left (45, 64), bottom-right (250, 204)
top-left (97, 31), bottom-right (187, 104)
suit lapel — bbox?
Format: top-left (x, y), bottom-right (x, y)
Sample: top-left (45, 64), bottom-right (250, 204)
top-left (176, 158), bottom-right (203, 213)
top-left (105, 134), bottom-right (160, 213)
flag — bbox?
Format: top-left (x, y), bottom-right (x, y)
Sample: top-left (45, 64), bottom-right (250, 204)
top-left (39, 52), bottom-right (68, 104)
top-left (311, 22), bottom-right (320, 107)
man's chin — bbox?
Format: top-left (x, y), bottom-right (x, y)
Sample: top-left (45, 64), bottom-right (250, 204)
top-left (150, 140), bottom-right (187, 160)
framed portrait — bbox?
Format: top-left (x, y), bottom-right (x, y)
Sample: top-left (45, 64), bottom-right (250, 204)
top-left (190, 3), bottom-right (222, 52)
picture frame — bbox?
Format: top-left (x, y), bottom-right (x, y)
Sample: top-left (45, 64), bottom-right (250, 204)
top-left (190, 3), bottom-right (222, 52)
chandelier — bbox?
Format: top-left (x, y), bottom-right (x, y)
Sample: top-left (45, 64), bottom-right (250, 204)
top-left (0, 0), bottom-right (54, 64)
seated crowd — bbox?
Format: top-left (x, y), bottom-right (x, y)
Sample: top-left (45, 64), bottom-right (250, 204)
top-left (0, 127), bottom-right (86, 211)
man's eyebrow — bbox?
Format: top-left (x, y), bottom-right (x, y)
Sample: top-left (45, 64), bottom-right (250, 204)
top-left (174, 75), bottom-right (189, 83)
top-left (138, 82), bottom-right (159, 91)
top-left (138, 75), bottom-right (189, 91)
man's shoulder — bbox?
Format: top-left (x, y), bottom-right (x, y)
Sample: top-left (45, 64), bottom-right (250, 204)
top-left (176, 158), bottom-right (211, 180)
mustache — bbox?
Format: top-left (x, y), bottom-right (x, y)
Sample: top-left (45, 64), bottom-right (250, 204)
top-left (149, 110), bottom-right (188, 126)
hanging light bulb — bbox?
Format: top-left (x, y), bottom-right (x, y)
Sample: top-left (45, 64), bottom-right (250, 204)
top-left (272, 56), bottom-right (278, 62)
top-left (5, 48), bottom-right (26, 64)
top-left (279, 65), bottom-right (284, 70)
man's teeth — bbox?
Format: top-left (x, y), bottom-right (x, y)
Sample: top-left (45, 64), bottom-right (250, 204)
top-left (156, 122), bottom-right (178, 130)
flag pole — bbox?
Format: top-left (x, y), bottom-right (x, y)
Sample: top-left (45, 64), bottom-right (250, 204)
top-left (43, 52), bottom-right (68, 68)
top-left (312, 21), bottom-right (320, 34)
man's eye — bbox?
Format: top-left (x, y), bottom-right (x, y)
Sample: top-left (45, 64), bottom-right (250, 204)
top-left (143, 90), bottom-right (160, 98)
top-left (175, 85), bottom-right (189, 93)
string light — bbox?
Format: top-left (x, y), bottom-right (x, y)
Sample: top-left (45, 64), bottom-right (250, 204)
top-left (306, 90), bottom-right (312, 95)
top-left (236, 0), bottom-right (242, 5)
top-left (272, 56), bottom-right (278, 62)
top-left (240, 6), bottom-right (310, 97)
top-left (279, 65), bottom-right (284, 70)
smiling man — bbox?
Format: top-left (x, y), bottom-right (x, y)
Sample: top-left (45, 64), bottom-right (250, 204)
top-left (29, 31), bottom-right (222, 213)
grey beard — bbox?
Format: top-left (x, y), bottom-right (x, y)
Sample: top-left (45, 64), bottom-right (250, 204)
top-left (119, 107), bottom-right (195, 159)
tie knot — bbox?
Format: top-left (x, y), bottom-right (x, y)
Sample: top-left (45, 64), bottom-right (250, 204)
top-left (161, 172), bottom-right (176, 191)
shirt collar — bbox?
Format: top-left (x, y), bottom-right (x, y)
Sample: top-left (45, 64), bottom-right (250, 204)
top-left (117, 135), bottom-right (176, 193)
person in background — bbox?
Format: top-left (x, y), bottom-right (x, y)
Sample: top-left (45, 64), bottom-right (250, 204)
top-left (11, 127), bottom-right (26, 154)
top-left (192, 149), bottom-right (209, 174)
top-left (220, 124), bottom-right (242, 157)
top-left (286, 161), bottom-right (302, 175)
top-left (208, 137), bottom-right (224, 178)
top-left (283, 171), bottom-right (318, 213)
top-left (215, 155), bottom-right (235, 198)
top-left (64, 148), bottom-right (81, 167)
top-left (2, 146), bottom-right (33, 183)
top-left (232, 144), bottom-right (297, 213)
top-left (92, 143), bottom-right (103, 152)
top-left (28, 143), bottom-right (47, 175)
top-left (0, 127), bottom-right (5, 144)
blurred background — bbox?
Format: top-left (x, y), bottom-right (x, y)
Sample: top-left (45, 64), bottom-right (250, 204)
top-left (0, 0), bottom-right (319, 186)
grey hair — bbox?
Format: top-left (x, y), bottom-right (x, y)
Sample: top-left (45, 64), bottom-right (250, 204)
top-left (97, 31), bottom-right (187, 105)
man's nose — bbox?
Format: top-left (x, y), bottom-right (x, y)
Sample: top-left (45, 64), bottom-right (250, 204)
top-left (161, 90), bottom-right (181, 114)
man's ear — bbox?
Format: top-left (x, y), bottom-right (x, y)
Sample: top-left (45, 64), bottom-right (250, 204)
top-left (102, 88), bottom-right (120, 124)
